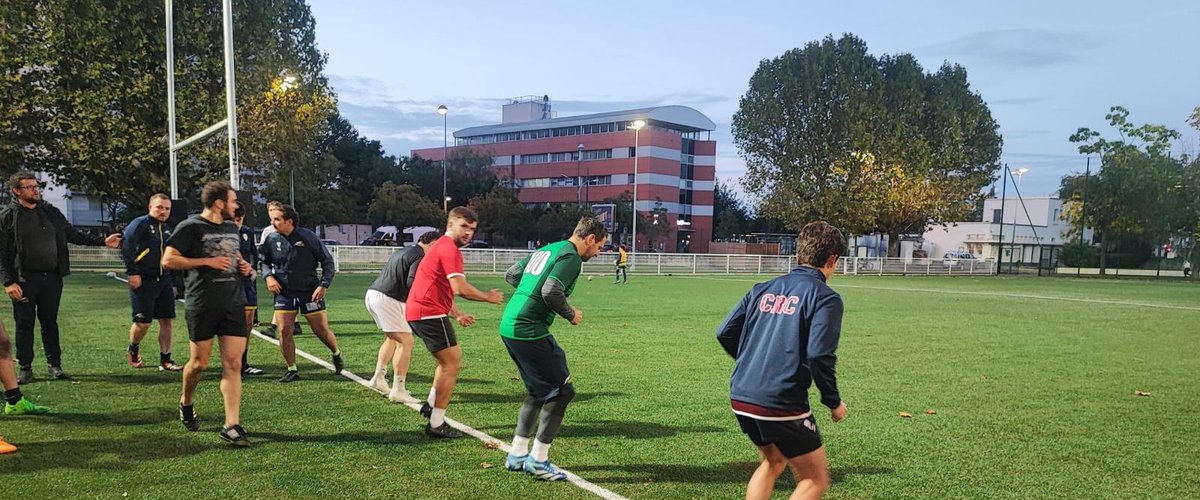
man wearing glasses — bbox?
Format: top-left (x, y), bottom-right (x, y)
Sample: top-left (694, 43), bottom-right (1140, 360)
top-left (0, 171), bottom-right (121, 383)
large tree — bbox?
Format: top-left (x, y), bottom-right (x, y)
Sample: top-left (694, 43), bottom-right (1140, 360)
top-left (732, 34), bottom-right (1002, 255)
top-left (468, 186), bottom-right (532, 247)
top-left (366, 182), bottom-right (444, 229)
top-left (713, 179), bottom-right (753, 240)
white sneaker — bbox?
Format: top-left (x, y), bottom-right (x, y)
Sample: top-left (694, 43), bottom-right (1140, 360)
top-left (388, 389), bottom-right (419, 403)
top-left (367, 377), bottom-right (388, 393)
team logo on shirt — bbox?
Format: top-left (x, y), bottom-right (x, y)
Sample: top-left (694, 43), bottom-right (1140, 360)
top-left (294, 241), bottom-right (305, 247)
top-left (758, 293), bottom-right (799, 315)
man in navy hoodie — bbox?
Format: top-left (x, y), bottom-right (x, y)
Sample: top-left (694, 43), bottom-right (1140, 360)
top-left (717, 221), bottom-right (848, 500)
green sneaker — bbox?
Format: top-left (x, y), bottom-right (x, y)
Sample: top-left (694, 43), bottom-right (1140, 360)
top-left (5, 397), bottom-right (50, 415)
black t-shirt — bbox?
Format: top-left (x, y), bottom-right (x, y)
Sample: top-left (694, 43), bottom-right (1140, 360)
top-left (17, 206), bottom-right (58, 272)
top-left (368, 246), bottom-right (424, 302)
top-left (166, 215), bottom-right (246, 311)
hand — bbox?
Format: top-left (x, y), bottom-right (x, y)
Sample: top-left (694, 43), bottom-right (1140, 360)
top-left (457, 314), bottom-right (475, 327)
top-left (128, 274), bottom-right (142, 290)
top-left (206, 255), bottom-right (232, 271)
top-left (311, 286), bottom-right (327, 302)
top-left (249, 269), bottom-right (257, 281)
top-left (5, 283), bottom-right (24, 302)
top-left (238, 257), bottom-right (252, 277)
top-left (831, 401), bottom-right (847, 423)
top-left (484, 288), bottom-right (503, 304)
top-left (104, 233), bottom-right (122, 248)
top-left (569, 307), bottom-right (583, 325)
top-left (265, 276), bottom-right (282, 294)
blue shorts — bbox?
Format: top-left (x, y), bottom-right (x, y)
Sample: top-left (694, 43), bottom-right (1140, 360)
top-left (243, 280), bottom-right (257, 310)
top-left (130, 276), bottom-right (177, 323)
top-left (273, 291), bottom-right (326, 316)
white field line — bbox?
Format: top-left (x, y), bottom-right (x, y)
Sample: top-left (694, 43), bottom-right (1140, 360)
top-left (678, 275), bottom-right (1200, 312)
top-left (108, 273), bottom-right (628, 500)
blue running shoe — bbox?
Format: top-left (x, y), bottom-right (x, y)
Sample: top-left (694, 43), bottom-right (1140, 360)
top-left (524, 458), bottom-right (567, 481)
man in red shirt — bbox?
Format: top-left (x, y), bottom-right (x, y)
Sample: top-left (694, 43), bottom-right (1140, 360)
top-left (406, 207), bottom-right (503, 438)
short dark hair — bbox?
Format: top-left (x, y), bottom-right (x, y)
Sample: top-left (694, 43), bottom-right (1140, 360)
top-left (149, 193), bottom-right (170, 204)
top-left (418, 230), bottom-right (441, 245)
top-left (200, 180), bottom-right (233, 209)
top-left (8, 171), bottom-right (36, 190)
top-left (448, 206), bottom-right (477, 223)
top-left (232, 201), bottom-right (246, 219)
top-left (795, 221), bottom-right (847, 267)
top-left (572, 216), bottom-right (608, 241)
top-left (269, 203), bottom-right (299, 225)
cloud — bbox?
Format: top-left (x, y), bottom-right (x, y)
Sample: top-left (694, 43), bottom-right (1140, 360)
top-left (920, 29), bottom-right (1103, 68)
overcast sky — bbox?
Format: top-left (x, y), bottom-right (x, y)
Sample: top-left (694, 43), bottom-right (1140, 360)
top-left (307, 0), bottom-right (1199, 198)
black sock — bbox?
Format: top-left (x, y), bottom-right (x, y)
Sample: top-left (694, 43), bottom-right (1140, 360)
top-left (160, 352), bottom-right (171, 363)
top-left (4, 388), bottom-right (22, 405)
top-left (129, 343), bottom-right (139, 356)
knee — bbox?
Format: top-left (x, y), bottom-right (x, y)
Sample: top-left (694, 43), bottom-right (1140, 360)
top-left (191, 358), bottom-right (209, 371)
top-left (557, 382), bottom-right (577, 403)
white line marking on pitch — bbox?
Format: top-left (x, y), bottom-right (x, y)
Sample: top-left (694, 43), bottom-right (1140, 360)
top-left (678, 275), bottom-right (1200, 312)
top-left (107, 273), bottom-right (628, 500)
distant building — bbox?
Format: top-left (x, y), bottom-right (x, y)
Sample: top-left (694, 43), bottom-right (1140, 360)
top-left (412, 96), bottom-right (716, 253)
top-left (922, 197), bottom-right (1093, 264)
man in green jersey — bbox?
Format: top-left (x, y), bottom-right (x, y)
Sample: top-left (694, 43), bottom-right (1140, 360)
top-left (500, 216), bottom-right (607, 481)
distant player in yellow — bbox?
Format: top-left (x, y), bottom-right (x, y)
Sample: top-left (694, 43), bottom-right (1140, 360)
top-left (613, 243), bottom-right (628, 284)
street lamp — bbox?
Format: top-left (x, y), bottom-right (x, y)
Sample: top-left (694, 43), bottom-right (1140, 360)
top-left (628, 119), bottom-right (646, 256)
top-left (576, 143), bottom-right (584, 205)
top-left (277, 74), bottom-right (298, 206)
top-left (438, 105), bottom-right (448, 212)
top-left (1014, 167), bottom-right (1029, 188)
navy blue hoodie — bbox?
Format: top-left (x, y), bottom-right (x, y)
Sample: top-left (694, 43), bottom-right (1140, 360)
top-left (717, 266), bottom-right (843, 417)
top-left (121, 214), bottom-right (172, 279)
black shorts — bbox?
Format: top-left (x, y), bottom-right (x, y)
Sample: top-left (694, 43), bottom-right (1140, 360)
top-left (130, 277), bottom-right (177, 323)
top-left (737, 413), bottom-right (823, 458)
top-left (503, 335), bottom-right (571, 401)
top-left (185, 306), bottom-right (248, 342)
top-left (409, 317), bottom-right (457, 353)
top-left (273, 291), bottom-right (326, 315)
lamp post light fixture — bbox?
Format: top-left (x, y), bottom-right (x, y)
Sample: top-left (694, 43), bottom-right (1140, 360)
top-left (628, 120), bottom-right (645, 256)
top-left (1014, 167), bottom-right (1030, 188)
top-left (438, 105), bottom-right (448, 212)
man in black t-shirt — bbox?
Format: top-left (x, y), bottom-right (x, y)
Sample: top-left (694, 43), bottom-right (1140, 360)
top-left (162, 180), bottom-right (253, 447)
top-left (364, 230), bottom-right (440, 402)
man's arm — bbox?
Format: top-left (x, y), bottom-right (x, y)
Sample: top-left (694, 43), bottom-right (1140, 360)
top-left (51, 206), bottom-right (107, 246)
top-left (539, 279), bottom-right (577, 323)
top-left (449, 276), bottom-right (503, 304)
top-left (0, 210), bottom-right (19, 286)
top-left (315, 235), bottom-right (335, 288)
top-left (504, 255), bottom-right (530, 288)
top-left (121, 218), bottom-right (146, 274)
top-left (808, 293), bottom-right (844, 409)
top-left (162, 246), bottom-right (227, 271)
top-left (716, 291), bottom-right (752, 358)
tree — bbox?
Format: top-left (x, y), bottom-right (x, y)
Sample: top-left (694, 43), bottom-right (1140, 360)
top-left (468, 186), bottom-right (532, 247)
top-left (732, 34), bottom-right (1001, 256)
top-left (322, 113), bottom-right (405, 222)
top-left (366, 182), bottom-right (444, 228)
top-left (408, 148), bottom-right (498, 209)
top-left (713, 179), bottom-right (753, 240)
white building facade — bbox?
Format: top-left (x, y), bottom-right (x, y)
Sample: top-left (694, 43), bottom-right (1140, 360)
top-left (923, 197), bottom-right (1094, 265)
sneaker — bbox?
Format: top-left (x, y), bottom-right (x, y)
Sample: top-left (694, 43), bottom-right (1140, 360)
top-left (293, 322), bottom-right (303, 335)
top-left (127, 351), bottom-right (144, 368)
top-left (278, 370), bottom-right (300, 383)
top-left (505, 453), bottom-right (528, 471)
top-left (47, 365), bottom-right (69, 380)
top-left (241, 366), bottom-right (265, 376)
top-left (424, 422), bottom-right (463, 439)
top-left (368, 377), bottom-right (388, 393)
top-left (0, 438), bottom-right (16, 454)
top-left (219, 424), bottom-right (251, 447)
top-left (4, 397), bottom-right (50, 415)
top-left (332, 353), bottom-right (344, 375)
top-left (419, 402), bottom-right (432, 419)
top-left (179, 404), bottom-right (199, 432)
top-left (524, 458), bottom-right (568, 481)
top-left (159, 360), bottom-right (183, 372)
top-left (16, 366), bottom-right (33, 385)
top-left (388, 389), bottom-right (419, 404)
top-left (253, 324), bottom-right (277, 338)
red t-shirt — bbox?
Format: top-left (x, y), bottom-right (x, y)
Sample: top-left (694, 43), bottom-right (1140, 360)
top-left (405, 235), bottom-right (465, 321)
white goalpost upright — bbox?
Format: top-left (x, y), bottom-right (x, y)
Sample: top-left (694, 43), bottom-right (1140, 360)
top-left (165, 0), bottom-right (240, 196)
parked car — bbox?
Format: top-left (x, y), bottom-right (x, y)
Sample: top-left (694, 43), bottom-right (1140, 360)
top-left (942, 250), bottom-right (976, 266)
top-left (320, 239), bottom-right (340, 247)
top-left (464, 240), bottom-right (490, 249)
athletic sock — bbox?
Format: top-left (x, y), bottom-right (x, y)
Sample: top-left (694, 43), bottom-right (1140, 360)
top-left (531, 440), bottom-right (551, 462)
top-left (128, 343), bottom-right (139, 356)
top-left (373, 363), bottom-right (387, 381)
top-left (511, 435), bottom-right (530, 456)
top-left (332, 350), bottom-right (341, 356)
top-left (391, 378), bottom-right (406, 394)
top-left (160, 352), bottom-right (171, 363)
top-left (4, 388), bottom-right (22, 405)
top-left (427, 387), bottom-right (436, 407)
top-left (430, 407), bottom-right (446, 427)
top-left (287, 364), bottom-right (298, 372)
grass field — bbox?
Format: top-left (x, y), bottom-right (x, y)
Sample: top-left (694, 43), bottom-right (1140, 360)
top-left (2, 272), bottom-right (1198, 499)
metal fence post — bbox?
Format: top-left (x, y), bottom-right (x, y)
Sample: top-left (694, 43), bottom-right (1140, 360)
top-left (657, 254), bottom-right (661, 275)
top-left (693, 254), bottom-right (698, 274)
top-left (726, 255), bottom-right (731, 274)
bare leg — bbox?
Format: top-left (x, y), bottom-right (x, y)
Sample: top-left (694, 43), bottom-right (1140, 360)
top-left (129, 322), bottom-right (150, 346)
top-left (180, 339), bottom-right (213, 405)
top-left (304, 312), bottom-right (340, 353)
top-left (217, 335), bottom-right (246, 427)
top-left (275, 312), bottom-right (297, 366)
top-left (430, 345), bottom-right (462, 409)
top-left (387, 332), bottom-right (414, 386)
top-left (785, 446), bottom-right (831, 500)
top-left (158, 319), bottom-right (174, 356)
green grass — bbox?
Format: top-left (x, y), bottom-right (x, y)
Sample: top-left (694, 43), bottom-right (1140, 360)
top-left (2, 272), bottom-right (1198, 499)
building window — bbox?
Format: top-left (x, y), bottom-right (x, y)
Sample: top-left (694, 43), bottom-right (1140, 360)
top-left (628, 146), bottom-right (636, 158)
top-left (522, 178), bottom-right (549, 188)
top-left (1053, 208), bottom-right (1062, 220)
top-left (992, 209), bottom-right (1002, 223)
top-left (627, 174), bottom-right (635, 184)
top-left (521, 153), bottom-right (549, 164)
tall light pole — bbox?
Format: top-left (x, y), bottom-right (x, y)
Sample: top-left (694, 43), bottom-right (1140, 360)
top-left (438, 105), bottom-right (448, 211)
top-left (1014, 167), bottom-right (1029, 188)
top-left (278, 75), bottom-right (298, 206)
top-left (629, 120), bottom-right (646, 256)
top-left (576, 143), bottom-right (584, 205)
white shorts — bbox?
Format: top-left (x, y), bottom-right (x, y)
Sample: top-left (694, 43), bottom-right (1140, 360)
top-left (365, 289), bottom-right (412, 333)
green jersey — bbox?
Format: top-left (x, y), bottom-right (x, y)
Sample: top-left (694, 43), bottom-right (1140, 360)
top-left (500, 240), bottom-right (582, 340)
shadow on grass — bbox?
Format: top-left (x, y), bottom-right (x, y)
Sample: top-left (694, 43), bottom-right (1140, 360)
top-left (0, 436), bottom-right (208, 473)
top-left (70, 373), bottom-right (185, 386)
top-left (564, 419), bottom-right (723, 439)
top-left (567, 462), bottom-right (892, 485)
top-left (454, 391), bottom-right (626, 405)
top-left (35, 406), bottom-right (176, 427)
top-left (252, 430), bottom-right (432, 447)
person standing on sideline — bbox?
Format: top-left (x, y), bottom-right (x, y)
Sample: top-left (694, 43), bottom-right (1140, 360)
top-left (232, 202), bottom-right (264, 376)
top-left (0, 171), bottom-right (121, 383)
top-left (364, 230), bottom-right (441, 403)
top-left (162, 180), bottom-right (253, 447)
top-left (717, 221), bottom-right (849, 500)
top-left (407, 207), bottom-right (503, 438)
top-left (0, 321), bottom-right (51, 454)
top-left (501, 217), bottom-right (606, 481)
top-left (613, 243), bottom-right (628, 284)
top-left (259, 203), bottom-right (342, 383)
top-left (253, 201), bottom-right (300, 337)
top-left (121, 193), bottom-right (182, 372)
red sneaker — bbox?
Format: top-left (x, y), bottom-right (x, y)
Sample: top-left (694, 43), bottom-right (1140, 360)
top-left (127, 351), bottom-right (144, 368)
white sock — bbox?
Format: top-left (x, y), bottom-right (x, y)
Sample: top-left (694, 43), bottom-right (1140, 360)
top-left (427, 387), bottom-right (436, 406)
top-left (430, 407), bottom-right (447, 427)
top-left (390, 378), bottom-right (406, 394)
top-left (511, 436), bottom-right (530, 456)
top-left (372, 363), bottom-right (387, 381)
top-left (531, 440), bottom-right (551, 462)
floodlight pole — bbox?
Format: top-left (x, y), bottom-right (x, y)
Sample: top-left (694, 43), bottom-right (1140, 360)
top-left (222, 0), bottom-right (240, 189)
top-left (165, 0), bottom-right (177, 198)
